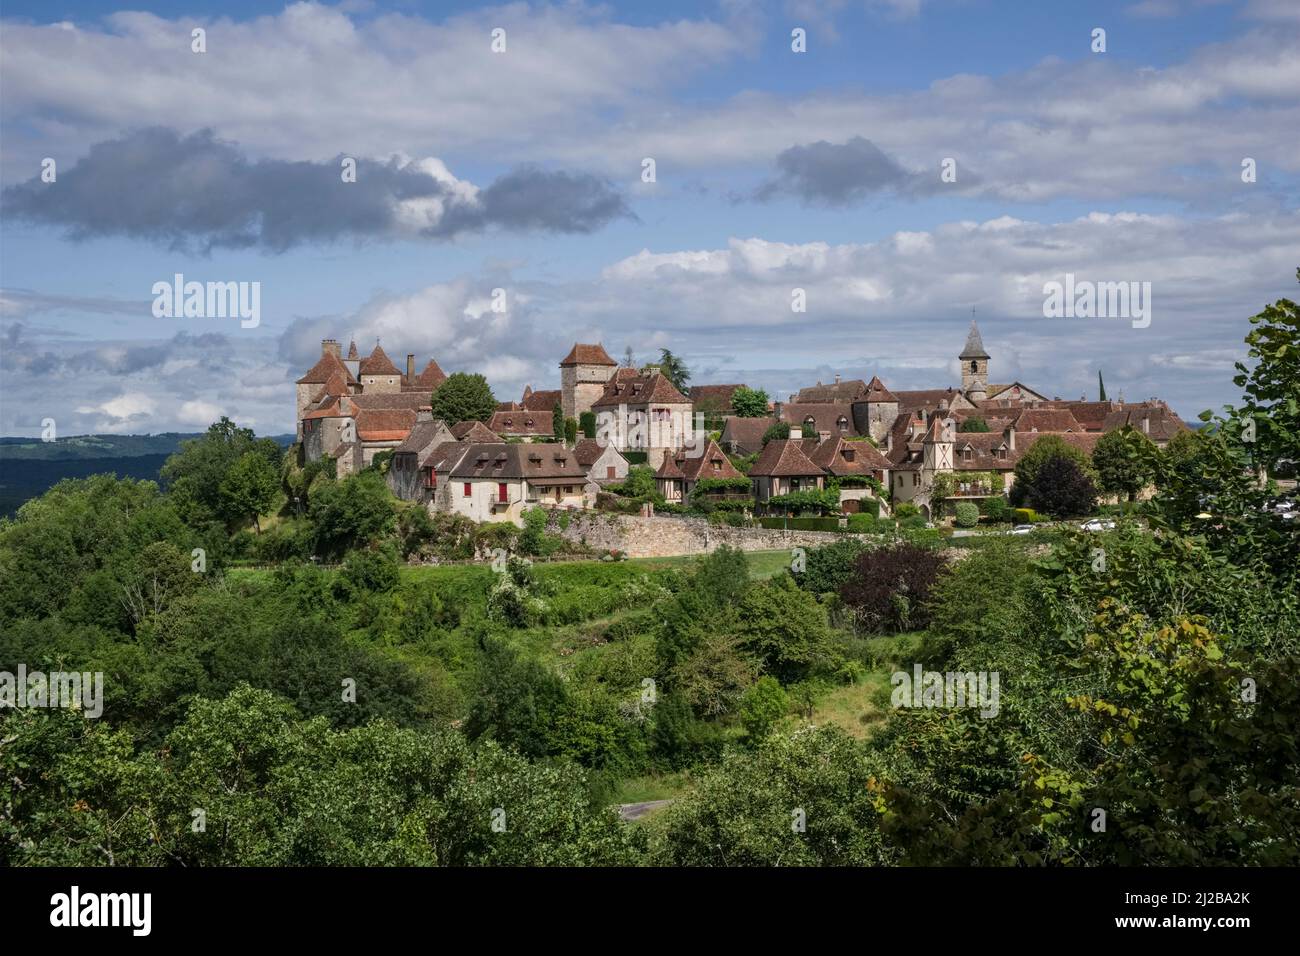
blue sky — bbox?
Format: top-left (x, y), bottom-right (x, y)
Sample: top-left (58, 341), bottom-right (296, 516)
top-left (1, 0), bottom-right (1297, 436)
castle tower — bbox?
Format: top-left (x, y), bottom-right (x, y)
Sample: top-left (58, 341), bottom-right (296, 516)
top-left (358, 342), bottom-right (402, 394)
top-left (559, 343), bottom-right (618, 420)
top-left (851, 375), bottom-right (900, 443)
top-left (960, 320), bottom-right (990, 396)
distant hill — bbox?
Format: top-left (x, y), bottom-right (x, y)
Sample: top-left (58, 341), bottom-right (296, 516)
top-left (0, 432), bottom-right (295, 516)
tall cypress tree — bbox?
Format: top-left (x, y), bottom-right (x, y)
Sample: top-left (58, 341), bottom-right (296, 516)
top-left (1098, 370), bottom-right (1107, 402)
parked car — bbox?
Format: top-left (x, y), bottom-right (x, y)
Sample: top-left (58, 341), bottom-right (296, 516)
top-left (1080, 518), bottom-right (1117, 532)
top-left (1010, 524), bottom-right (1035, 535)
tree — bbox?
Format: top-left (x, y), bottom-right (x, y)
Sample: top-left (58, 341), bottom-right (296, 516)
top-left (1226, 267), bottom-right (1299, 478)
top-left (959, 417), bottom-right (989, 432)
top-left (564, 418), bottom-right (578, 445)
top-left (162, 417), bottom-right (281, 528)
top-left (739, 677), bottom-right (788, 739)
top-left (618, 465), bottom-right (656, 498)
top-left (731, 386), bottom-right (770, 418)
top-left (308, 471), bottom-right (396, 557)
top-left (953, 502), bottom-right (979, 527)
top-left (1098, 370), bottom-right (1107, 402)
top-left (429, 372), bottom-right (497, 426)
top-left (1025, 454), bottom-right (1097, 517)
top-left (622, 345), bottom-right (635, 368)
top-left (219, 451), bottom-right (280, 532)
top-left (1012, 434), bottom-right (1091, 505)
top-left (1092, 426), bottom-right (1156, 502)
top-left (656, 349), bottom-right (690, 393)
top-left (552, 402), bottom-right (565, 443)
top-left (579, 411), bottom-right (596, 439)
top-left (761, 421), bottom-right (790, 445)
top-left (737, 575), bottom-right (838, 683)
top-left (839, 543), bottom-right (948, 633)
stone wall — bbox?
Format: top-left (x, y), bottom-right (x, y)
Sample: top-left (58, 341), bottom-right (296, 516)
top-left (552, 511), bottom-right (862, 558)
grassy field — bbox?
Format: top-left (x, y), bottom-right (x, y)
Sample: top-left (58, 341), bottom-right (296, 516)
top-left (782, 632), bottom-right (923, 739)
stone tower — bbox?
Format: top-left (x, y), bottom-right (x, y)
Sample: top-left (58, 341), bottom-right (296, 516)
top-left (960, 320), bottom-right (990, 398)
top-left (560, 343), bottom-right (618, 420)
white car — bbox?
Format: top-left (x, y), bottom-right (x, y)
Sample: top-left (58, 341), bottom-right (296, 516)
top-left (1010, 524), bottom-right (1035, 535)
top-left (1080, 518), bottom-right (1117, 532)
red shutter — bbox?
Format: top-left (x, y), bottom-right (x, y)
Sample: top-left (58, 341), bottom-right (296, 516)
top-left (498, 482), bottom-right (508, 502)
top-left (463, 483), bottom-right (471, 497)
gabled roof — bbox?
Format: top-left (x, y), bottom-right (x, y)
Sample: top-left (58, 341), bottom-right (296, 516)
top-left (960, 320), bottom-right (990, 359)
top-left (296, 350), bottom-right (356, 385)
top-left (490, 410), bottom-right (554, 436)
top-left (311, 369), bottom-right (350, 403)
top-left (559, 343), bottom-right (617, 367)
top-left (984, 382), bottom-right (1048, 403)
top-left (749, 438), bottom-right (825, 478)
top-left (794, 379), bottom-right (867, 403)
top-left (450, 421), bottom-right (503, 443)
top-left (673, 438), bottom-right (744, 482)
top-left (893, 387), bottom-right (965, 412)
top-left (1012, 408), bottom-right (1083, 433)
top-left (1100, 403), bottom-right (1189, 442)
top-left (426, 441), bottom-right (470, 471)
top-left (810, 436), bottom-right (891, 475)
top-left (720, 416), bottom-right (774, 455)
top-left (574, 438), bottom-right (622, 468)
top-left (655, 455), bottom-right (685, 479)
top-left (521, 388), bottom-right (562, 412)
top-left (778, 403), bottom-right (857, 436)
top-left (359, 344), bottom-right (401, 376)
top-left (355, 408), bottom-right (416, 442)
top-left (591, 372), bottom-right (690, 408)
top-left (450, 443), bottom-right (589, 481)
top-left (393, 419), bottom-right (450, 455)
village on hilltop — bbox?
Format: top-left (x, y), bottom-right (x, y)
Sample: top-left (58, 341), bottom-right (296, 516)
top-left (294, 323), bottom-right (1189, 525)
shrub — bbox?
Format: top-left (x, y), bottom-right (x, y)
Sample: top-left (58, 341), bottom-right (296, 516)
top-left (339, 548), bottom-right (400, 594)
top-left (795, 538), bottom-right (872, 593)
top-left (1012, 507), bottom-right (1039, 524)
top-left (839, 543), bottom-right (948, 633)
top-left (953, 502), bottom-right (980, 528)
top-left (739, 677), bottom-right (788, 739)
top-left (895, 502), bottom-right (921, 519)
top-left (980, 496), bottom-right (1011, 522)
top-left (761, 422), bottom-right (790, 445)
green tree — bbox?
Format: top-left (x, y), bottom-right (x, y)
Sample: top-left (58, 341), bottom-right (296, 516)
top-left (1024, 455), bottom-right (1097, 517)
top-left (731, 386), bottom-right (770, 418)
top-left (1098, 369), bottom-right (1107, 402)
top-left (565, 417), bottom-right (578, 445)
top-left (219, 450), bottom-right (280, 532)
top-left (959, 417), bottom-right (989, 432)
top-left (552, 402), bottom-right (565, 443)
top-left (761, 421), bottom-right (790, 445)
top-left (656, 349), bottom-right (690, 393)
top-left (737, 575), bottom-right (838, 683)
top-left (579, 411), bottom-right (597, 439)
top-left (1092, 426), bottom-right (1156, 502)
top-left (739, 677), bottom-right (788, 739)
top-left (429, 372), bottom-right (497, 426)
top-left (308, 471), bottom-right (396, 557)
top-left (162, 417), bottom-right (281, 528)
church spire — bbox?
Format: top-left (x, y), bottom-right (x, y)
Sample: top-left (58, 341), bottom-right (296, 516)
top-left (959, 319), bottom-right (989, 360)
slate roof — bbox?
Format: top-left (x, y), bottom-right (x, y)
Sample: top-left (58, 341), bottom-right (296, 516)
top-left (793, 379), bottom-right (867, 403)
top-left (960, 320), bottom-right (990, 359)
top-left (490, 410), bottom-right (554, 436)
top-left (450, 421), bottom-right (503, 442)
top-left (778, 403), bottom-right (857, 436)
top-left (296, 350), bottom-right (356, 385)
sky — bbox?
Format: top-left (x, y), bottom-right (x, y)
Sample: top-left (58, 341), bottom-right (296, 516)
top-left (1, 0), bottom-right (1297, 437)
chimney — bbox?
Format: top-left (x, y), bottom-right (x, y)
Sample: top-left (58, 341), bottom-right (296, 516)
top-left (643, 363), bottom-right (661, 376)
top-left (407, 353), bottom-right (415, 381)
top-left (417, 406), bottom-right (433, 423)
top-left (790, 425), bottom-right (803, 440)
top-left (322, 338), bottom-right (341, 359)
top-left (1141, 417), bottom-right (1150, 435)
top-left (834, 373), bottom-right (841, 385)
top-left (1005, 423), bottom-right (1016, 451)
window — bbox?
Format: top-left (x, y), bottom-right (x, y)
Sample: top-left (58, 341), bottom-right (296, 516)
top-left (970, 360), bottom-right (978, 373)
top-left (606, 466), bottom-right (616, 479)
top-left (804, 416), bottom-right (816, 430)
top-left (837, 416), bottom-right (848, 432)
top-left (498, 483), bottom-right (508, 502)
top-left (712, 460), bottom-right (721, 472)
top-left (463, 483), bottom-right (472, 497)
top-left (912, 473), bottom-right (918, 486)
top-left (843, 449), bottom-right (855, 462)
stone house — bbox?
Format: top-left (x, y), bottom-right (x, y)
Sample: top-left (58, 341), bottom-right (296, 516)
top-left (591, 369), bottom-right (696, 468)
top-left (446, 443), bottom-right (589, 526)
top-left (654, 438), bottom-right (745, 503)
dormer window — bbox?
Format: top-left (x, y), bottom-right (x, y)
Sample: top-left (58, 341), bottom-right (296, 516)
top-left (837, 416), bottom-right (848, 432)
top-left (843, 449), bottom-right (855, 462)
top-left (963, 448), bottom-right (973, 461)
top-left (524, 418), bottom-right (534, 427)
top-left (804, 416), bottom-right (816, 430)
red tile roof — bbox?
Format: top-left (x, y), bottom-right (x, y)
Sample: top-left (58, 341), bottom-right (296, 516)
top-left (671, 438), bottom-right (744, 481)
top-left (359, 344), bottom-right (401, 376)
top-left (810, 436), bottom-right (891, 474)
top-left (490, 410), bottom-right (554, 436)
top-left (559, 343), bottom-right (617, 366)
top-left (450, 421), bottom-right (503, 442)
top-left (591, 372), bottom-right (690, 408)
top-left (296, 350), bottom-right (356, 385)
top-left (749, 438), bottom-right (825, 478)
